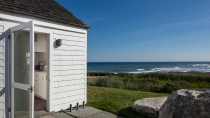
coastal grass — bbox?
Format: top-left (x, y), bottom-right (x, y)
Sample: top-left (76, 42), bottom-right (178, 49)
top-left (87, 72), bottom-right (210, 94)
top-left (86, 86), bottom-right (168, 118)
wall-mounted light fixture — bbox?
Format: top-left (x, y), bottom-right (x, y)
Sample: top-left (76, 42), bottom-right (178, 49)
top-left (56, 39), bottom-right (62, 46)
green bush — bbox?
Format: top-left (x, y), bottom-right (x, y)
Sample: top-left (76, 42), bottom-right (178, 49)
top-left (87, 72), bottom-right (210, 94)
top-left (150, 85), bottom-right (163, 93)
top-left (161, 83), bottom-right (181, 94)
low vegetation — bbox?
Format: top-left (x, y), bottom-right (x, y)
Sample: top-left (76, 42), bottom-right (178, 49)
top-left (87, 72), bottom-right (210, 94)
top-left (87, 86), bottom-right (168, 118)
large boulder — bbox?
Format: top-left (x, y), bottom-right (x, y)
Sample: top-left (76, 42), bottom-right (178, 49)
top-left (159, 89), bottom-right (210, 118)
top-left (132, 96), bottom-right (168, 118)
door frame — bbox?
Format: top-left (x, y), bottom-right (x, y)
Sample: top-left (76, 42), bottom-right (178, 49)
top-left (33, 26), bottom-right (53, 112)
top-left (10, 21), bottom-right (53, 118)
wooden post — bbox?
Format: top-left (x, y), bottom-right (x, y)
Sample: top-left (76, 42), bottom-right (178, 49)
top-left (70, 104), bottom-right (72, 112)
top-left (83, 101), bottom-right (85, 108)
top-left (76, 102), bottom-right (79, 110)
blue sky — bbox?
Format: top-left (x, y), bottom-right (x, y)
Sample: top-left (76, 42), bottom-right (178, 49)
top-left (56, 0), bottom-right (210, 62)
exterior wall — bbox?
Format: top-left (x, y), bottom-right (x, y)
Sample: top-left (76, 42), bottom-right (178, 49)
top-left (0, 19), bottom-right (5, 118)
top-left (0, 10), bottom-right (88, 116)
top-left (52, 29), bottom-right (86, 111)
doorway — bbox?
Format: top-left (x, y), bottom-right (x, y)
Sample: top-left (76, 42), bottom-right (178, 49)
top-left (10, 21), bottom-right (52, 118)
top-left (34, 33), bottom-right (48, 112)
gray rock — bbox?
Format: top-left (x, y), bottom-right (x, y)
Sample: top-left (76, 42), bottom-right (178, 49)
top-left (132, 96), bottom-right (168, 118)
top-left (159, 89), bottom-right (210, 118)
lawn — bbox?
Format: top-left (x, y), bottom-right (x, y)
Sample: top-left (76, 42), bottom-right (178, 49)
top-left (86, 86), bottom-right (169, 118)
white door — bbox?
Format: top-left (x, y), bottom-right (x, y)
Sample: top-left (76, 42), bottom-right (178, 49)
top-left (10, 21), bottom-right (34, 118)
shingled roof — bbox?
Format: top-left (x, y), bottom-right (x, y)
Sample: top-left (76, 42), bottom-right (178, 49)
top-left (0, 0), bottom-right (89, 28)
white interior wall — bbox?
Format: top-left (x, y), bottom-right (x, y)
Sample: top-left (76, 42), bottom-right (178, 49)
top-left (34, 33), bottom-right (48, 66)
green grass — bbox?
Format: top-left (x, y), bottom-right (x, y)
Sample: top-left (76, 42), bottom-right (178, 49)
top-left (86, 86), bottom-right (169, 118)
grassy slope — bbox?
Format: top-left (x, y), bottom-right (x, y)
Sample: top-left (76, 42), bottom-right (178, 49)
top-left (86, 86), bottom-right (169, 118)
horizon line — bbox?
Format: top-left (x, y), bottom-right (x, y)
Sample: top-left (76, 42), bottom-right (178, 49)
top-left (87, 61), bottom-right (210, 63)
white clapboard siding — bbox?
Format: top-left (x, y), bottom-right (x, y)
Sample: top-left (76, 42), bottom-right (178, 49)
top-left (53, 29), bottom-right (85, 37)
top-left (53, 79), bottom-right (85, 88)
top-left (53, 60), bottom-right (85, 66)
top-left (0, 19), bottom-right (4, 118)
top-left (53, 85), bottom-right (85, 96)
top-left (53, 55), bottom-right (85, 61)
top-left (53, 82), bottom-right (85, 93)
top-left (54, 45), bottom-right (85, 51)
top-left (53, 29), bottom-right (86, 112)
top-left (0, 53), bottom-right (4, 60)
top-left (53, 35), bottom-right (85, 42)
top-left (53, 89), bottom-right (85, 100)
top-left (53, 50), bottom-right (85, 56)
top-left (53, 38), bottom-right (85, 46)
top-left (61, 40), bottom-right (85, 46)
top-left (53, 70), bottom-right (85, 77)
top-left (54, 65), bottom-right (85, 71)
top-left (53, 94), bottom-right (85, 110)
top-left (53, 74), bottom-right (85, 82)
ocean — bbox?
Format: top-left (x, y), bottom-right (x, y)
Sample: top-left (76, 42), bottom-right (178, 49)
top-left (87, 62), bottom-right (210, 73)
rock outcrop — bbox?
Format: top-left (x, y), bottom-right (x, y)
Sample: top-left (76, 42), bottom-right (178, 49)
top-left (132, 96), bottom-right (168, 118)
top-left (159, 89), bottom-right (210, 118)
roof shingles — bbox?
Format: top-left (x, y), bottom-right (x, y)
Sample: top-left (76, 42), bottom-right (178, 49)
top-left (0, 0), bottom-right (89, 28)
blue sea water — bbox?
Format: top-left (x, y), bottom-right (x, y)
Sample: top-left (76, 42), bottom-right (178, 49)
top-left (87, 62), bottom-right (210, 73)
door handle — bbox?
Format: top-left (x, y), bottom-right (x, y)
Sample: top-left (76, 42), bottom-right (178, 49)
top-left (28, 86), bottom-right (35, 92)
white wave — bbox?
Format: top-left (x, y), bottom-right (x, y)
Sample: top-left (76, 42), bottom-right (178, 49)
top-left (128, 72), bottom-right (143, 74)
top-left (129, 70), bottom-right (157, 73)
top-left (192, 64), bottom-right (210, 68)
top-left (203, 71), bottom-right (210, 73)
top-left (137, 69), bottom-right (145, 71)
top-left (152, 67), bottom-right (180, 71)
top-left (180, 71), bottom-right (189, 72)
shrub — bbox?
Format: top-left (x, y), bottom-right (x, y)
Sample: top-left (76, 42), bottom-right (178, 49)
top-left (96, 78), bottom-right (109, 87)
top-left (150, 85), bottom-right (163, 93)
top-left (87, 72), bottom-right (210, 94)
top-left (161, 83), bottom-right (181, 94)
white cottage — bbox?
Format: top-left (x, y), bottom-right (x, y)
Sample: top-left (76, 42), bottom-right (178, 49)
top-left (0, 0), bottom-right (89, 118)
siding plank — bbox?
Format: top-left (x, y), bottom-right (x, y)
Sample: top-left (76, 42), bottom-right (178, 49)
top-left (53, 74), bottom-right (85, 82)
top-left (0, 26), bottom-right (3, 33)
top-left (0, 67), bottom-right (4, 74)
top-left (0, 80), bottom-right (4, 87)
top-left (53, 55), bottom-right (85, 61)
top-left (0, 53), bottom-right (4, 60)
top-left (0, 46), bottom-right (4, 53)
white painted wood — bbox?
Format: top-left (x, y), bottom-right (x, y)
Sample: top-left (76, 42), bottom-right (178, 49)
top-left (4, 21), bottom-right (10, 118)
top-left (0, 19), bottom-right (4, 118)
top-left (40, 74), bottom-right (46, 99)
top-left (34, 34), bottom-right (46, 52)
top-left (85, 32), bottom-right (87, 104)
top-left (34, 72), bottom-right (47, 100)
top-left (35, 74), bottom-right (38, 95)
top-left (10, 21), bottom-right (34, 118)
top-left (0, 26), bottom-right (3, 32)
top-left (52, 28), bottom-right (87, 112)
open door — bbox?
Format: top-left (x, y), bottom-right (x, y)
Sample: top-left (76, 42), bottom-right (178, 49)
top-left (10, 21), bottom-right (34, 118)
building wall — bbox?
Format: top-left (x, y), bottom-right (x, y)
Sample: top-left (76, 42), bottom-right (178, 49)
top-left (0, 10), bottom-right (87, 116)
top-left (52, 29), bottom-right (86, 111)
top-left (0, 19), bottom-right (5, 118)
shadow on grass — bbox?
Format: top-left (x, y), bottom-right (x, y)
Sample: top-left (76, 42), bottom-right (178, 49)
top-left (117, 106), bottom-right (146, 118)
